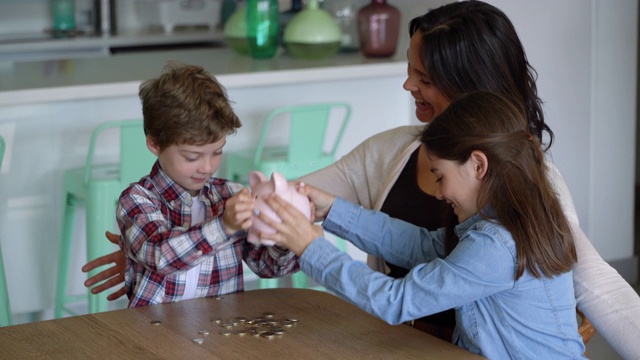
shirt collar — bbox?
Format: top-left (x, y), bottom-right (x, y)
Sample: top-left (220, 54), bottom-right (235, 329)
top-left (148, 161), bottom-right (207, 207)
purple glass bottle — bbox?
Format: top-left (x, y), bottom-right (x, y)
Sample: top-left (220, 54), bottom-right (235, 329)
top-left (357, 0), bottom-right (400, 58)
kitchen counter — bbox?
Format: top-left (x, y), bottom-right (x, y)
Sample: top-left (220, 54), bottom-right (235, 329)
top-left (0, 47), bottom-right (406, 106)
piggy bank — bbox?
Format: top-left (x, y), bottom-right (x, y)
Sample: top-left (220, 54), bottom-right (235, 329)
top-left (248, 170), bottom-right (312, 246)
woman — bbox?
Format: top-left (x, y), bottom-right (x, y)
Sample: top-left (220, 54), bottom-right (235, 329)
top-left (84, 1), bottom-right (640, 357)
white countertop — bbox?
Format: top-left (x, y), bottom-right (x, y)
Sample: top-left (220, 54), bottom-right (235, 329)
top-left (0, 47), bottom-right (406, 107)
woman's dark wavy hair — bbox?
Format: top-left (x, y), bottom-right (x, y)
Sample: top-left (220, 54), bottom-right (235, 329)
top-left (421, 91), bottom-right (575, 279)
top-left (410, 0), bottom-right (554, 151)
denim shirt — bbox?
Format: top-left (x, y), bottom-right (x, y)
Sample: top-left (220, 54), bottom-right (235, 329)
top-left (301, 197), bottom-right (586, 359)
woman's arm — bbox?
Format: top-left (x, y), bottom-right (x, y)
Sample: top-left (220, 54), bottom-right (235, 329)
top-left (547, 161), bottom-right (640, 358)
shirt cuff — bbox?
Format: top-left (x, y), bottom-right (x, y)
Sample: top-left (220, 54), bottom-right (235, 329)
top-left (322, 197), bottom-right (359, 239)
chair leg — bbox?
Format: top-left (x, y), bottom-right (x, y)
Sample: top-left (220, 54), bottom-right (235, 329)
top-left (291, 272), bottom-right (309, 289)
top-left (85, 187), bottom-right (119, 314)
top-left (258, 278), bottom-right (280, 289)
top-left (0, 245), bottom-right (12, 326)
top-left (55, 194), bottom-right (77, 318)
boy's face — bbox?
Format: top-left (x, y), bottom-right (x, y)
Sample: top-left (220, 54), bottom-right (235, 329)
top-left (147, 135), bottom-right (227, 196)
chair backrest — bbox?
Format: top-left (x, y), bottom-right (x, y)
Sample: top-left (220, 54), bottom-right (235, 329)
top-left (253, 102), bottom-right (351, 166)
top-left (83, 120), bottom-right (156, 185)
top-left (0, 135), bottom-right (4, 171)
top-left (0, 134), bottom-right (10, 326)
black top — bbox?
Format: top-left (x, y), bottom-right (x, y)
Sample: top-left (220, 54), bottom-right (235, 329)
top-left (380, 148), bottom-right (456, 329)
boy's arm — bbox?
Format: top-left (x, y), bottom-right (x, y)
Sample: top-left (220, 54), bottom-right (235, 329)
top-left (242, 243), bottom-right (299, 279)
top-left (118, 185), bottom-right (236, 275)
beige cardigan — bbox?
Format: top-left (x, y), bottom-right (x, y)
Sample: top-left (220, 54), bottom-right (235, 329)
top-left (301, 125), bottom-right (640, 359)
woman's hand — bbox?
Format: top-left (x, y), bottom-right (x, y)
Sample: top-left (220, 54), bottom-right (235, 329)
top-left (223, 188), bottom-right (255, 234)
top-left (81, 231), bottom-right (126, 301)
top-left (294, 182), bottom-right (336, 221)
top-left (258, 194), bottom-right (325, 257)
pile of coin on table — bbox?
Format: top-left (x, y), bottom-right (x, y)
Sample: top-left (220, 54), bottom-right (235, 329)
top-left (210, 311), bottom-right (299, 339)
top-left (148, 311), bottom-right (300, 344)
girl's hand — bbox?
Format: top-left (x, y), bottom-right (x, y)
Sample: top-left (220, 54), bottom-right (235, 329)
top-left (223, 188), bottom-right (255, 234)
top-left (258, 194), bottom-right (324, 257)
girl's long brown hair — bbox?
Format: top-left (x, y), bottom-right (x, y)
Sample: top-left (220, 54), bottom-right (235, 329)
top-left (422, 92), bottom-right (576, 279)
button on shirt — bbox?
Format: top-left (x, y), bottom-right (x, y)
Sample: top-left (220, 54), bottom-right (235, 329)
top-left (301, 197), bottom-right (586, 359)
top-left (117, 162), bottom-right (299, 308)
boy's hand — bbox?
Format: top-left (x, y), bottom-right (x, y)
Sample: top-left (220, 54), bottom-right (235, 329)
top-left (223, 188), bottom-right (255, 234)
top-left (258, 194), bottom-right (324, 257)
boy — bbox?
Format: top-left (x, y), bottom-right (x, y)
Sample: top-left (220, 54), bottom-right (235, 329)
top-left (117, 62), bottom-right (298, 307)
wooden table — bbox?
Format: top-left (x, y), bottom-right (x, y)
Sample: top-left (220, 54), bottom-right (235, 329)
top-left (0, 288), bottom-right (484, 359)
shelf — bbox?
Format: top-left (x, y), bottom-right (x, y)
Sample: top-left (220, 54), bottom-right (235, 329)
top-left (0, 46), bottom-right (406, 106)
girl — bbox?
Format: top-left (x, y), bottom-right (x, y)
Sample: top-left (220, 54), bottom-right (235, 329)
top-left (259, 91), bottom-right (586, 359)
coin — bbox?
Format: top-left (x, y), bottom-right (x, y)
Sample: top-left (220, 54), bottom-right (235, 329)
top-left (211, 318), bottom-right (222, 324)
top-left (263, 312), bottom-right (275, 319)
top-left (260, 331), bottom-right (276, 339)
top-left (192, 338), bottom-right (204, 344)
top-left (233, 329), bottom-right (247, 336)
top-left (198, 329), bottom-right (211, 335)
top-left (286, 317), bottom-right (299, 323)
top-left (150, 320), bottom-right (162, 325)
top-left (280, 320), bottom-right (294, 327)
top-left (219, 329), bottom-right (232, 336)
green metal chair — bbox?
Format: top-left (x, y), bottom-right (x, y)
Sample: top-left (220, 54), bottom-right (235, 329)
top-left (55, 120), bottom-right (156, 317)
top-left (225, 102), bottom-right (351, 184)
top-left (224, 102), bottom-right (351, 289)
top-left (0, 135), bottom-right (12, 326)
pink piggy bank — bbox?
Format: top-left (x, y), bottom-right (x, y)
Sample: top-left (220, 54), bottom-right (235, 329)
top-left (248, 171), bottom-right (312, 246)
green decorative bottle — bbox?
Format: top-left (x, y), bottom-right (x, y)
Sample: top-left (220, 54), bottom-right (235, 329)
top-left (246, 0), bottom-right (280, 59)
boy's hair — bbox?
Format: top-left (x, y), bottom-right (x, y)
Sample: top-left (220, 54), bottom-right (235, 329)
top-left (421, 91), bottom-right (576, 280)
top-left (139, 62), bottom-right (241, 151)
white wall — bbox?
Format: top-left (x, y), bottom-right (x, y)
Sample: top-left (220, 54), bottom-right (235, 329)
top-left (485, 0), bottom-right (638, 263)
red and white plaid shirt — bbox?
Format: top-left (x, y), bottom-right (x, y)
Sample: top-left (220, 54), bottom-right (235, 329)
top-left (117, 162), bottom-right (298, 307)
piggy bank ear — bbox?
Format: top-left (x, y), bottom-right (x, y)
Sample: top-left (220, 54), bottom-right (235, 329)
top-left (249, 171), bottom-right (267, 189)
top-left (271, 171), bottom-right (288, 194)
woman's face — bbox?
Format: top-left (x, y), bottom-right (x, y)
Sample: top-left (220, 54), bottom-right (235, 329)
top-left (403, 31), bottom-right (451, 123)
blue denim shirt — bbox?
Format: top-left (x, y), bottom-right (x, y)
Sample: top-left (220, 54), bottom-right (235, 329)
top-left (301, 197), bottom-right (586, 359)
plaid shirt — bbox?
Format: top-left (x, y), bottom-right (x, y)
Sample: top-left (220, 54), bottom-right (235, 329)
top-left (117, 162), bottom-right (299, 308)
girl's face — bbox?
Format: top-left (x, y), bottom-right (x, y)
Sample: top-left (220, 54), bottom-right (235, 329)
top-left (147, 136), bottom-right (226, 196)
top-left (427, 151), bottom-right (485, 223)
top-left (403, 31), bottom-right (452, 123)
